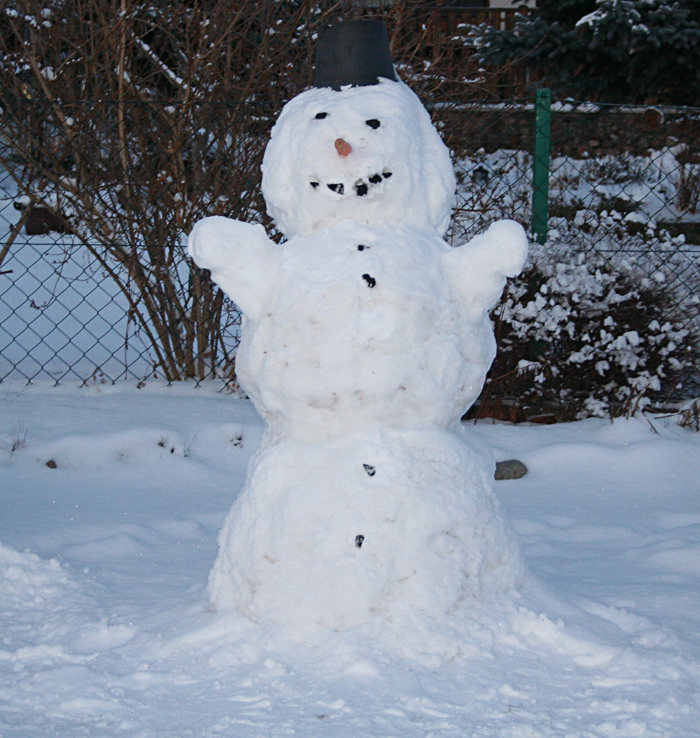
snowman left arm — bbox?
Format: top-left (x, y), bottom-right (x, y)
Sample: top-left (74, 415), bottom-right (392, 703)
top-left (442, 220), bottom-right (528, 312)
top-left (188, 216), bottom-right (277, 322)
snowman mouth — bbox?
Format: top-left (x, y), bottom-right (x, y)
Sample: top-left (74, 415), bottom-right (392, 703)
top-left (310, 169), bottom-right (393, 198)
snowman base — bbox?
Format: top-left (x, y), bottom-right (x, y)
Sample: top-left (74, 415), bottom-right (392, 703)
top-left (208, 424), bottom-right (523, 632)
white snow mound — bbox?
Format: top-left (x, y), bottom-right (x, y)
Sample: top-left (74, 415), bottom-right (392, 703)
top-left (209, 425), bottom-right (524, 630)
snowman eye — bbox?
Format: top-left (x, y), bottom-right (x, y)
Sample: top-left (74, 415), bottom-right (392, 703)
top-left (365, 119), bottom-right (380, 129)
top-left (315, 112), bottom-right (328, 120)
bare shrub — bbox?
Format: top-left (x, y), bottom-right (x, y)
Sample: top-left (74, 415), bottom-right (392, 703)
top-left (0, 0), bottom-right (505, 382)
top-left (678, 398), bottom-right (700, 431)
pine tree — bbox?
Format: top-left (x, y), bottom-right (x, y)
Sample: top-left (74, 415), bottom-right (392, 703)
top-left (473, 0), bottom-right (700, 105)
top-left (580, 0), bottom-right (700, 103)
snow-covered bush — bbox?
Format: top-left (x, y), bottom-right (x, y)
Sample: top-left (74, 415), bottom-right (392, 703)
top-left (483, 216), bottom-right (696, 420)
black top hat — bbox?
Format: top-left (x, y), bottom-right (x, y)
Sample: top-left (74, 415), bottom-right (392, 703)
top-left (314, 20), bottom-right (397, 90)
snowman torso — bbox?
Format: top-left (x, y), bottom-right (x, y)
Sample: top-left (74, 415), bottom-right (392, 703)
top-left (236, 222), bottom-right (495, 441)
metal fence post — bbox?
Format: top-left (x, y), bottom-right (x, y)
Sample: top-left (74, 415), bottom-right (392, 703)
top-left (532, 88), bottom-right (551, 244)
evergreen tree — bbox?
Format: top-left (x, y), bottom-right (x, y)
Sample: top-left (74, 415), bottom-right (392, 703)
top-left (474, 0), bottom-right (700, 105)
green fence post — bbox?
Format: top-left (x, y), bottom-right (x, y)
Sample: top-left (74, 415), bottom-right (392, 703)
top-left (532, 88), bottom-right (551, 244)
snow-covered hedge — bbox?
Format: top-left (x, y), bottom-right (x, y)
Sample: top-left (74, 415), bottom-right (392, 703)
top-left (484, 215), bottom-right (697, 420)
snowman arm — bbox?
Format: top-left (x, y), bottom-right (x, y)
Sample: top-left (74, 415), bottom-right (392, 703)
top-left (443, 220), bottom-right (528, 311)
top-left (188, 216), bottom-right (276, 321)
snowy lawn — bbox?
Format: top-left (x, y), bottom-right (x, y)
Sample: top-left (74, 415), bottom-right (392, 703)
top-left (1, 381), bottom-right (699, 737)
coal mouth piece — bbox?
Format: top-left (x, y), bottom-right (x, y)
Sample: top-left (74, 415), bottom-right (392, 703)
top-left (314, 170), bottom-right (393, 197)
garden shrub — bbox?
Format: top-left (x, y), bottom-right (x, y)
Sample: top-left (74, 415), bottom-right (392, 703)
top-left (479, 215), bottom-right (696, 420)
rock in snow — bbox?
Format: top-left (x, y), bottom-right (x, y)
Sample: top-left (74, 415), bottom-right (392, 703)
top-left (188, 76), bottom-right (528, 634)
top-left (495, 459), bottom-right (529, 480)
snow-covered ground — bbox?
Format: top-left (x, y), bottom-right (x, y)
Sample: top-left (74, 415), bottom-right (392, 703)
top-left (1, 381), bottom-right (699, 737)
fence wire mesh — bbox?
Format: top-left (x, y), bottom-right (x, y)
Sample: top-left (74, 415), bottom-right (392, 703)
top-left (546, 101), bottom-right (700, 339)
top-left (0, 98), bottom-right (271, 384)
top-left (1, 96), bottom-right (699, 412)
top-left (441, 98), bottom-right (700, 417)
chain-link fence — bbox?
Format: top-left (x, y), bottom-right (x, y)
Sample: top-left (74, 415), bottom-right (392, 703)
top-left (442, 97), bottom-right (700, 338)
top-left (1, 95), bottom-right (699, 411)
top-left (0, 97), bottom-right (273, 384)
top-left (440, 96), bottom-right (700, 417)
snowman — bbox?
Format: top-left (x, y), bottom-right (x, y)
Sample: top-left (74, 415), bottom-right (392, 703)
top-left (189, 21), bottom-right (528, 633)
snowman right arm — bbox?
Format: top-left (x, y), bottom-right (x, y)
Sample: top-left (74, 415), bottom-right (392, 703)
top-left (442, 220), bottom-right (528, 314)
top-left (188, 216), bottom-right (277, 322)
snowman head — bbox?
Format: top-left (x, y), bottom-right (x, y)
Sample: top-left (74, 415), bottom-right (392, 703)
top-left (261, 78), bottom-right (456, 240)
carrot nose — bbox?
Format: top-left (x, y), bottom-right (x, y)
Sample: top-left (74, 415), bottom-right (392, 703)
top-left (335, 138), bottom-right (352, 157)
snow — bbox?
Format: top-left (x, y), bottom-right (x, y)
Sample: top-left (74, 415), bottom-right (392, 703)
top-left (189, 77), bottom-right (529, 635)
top-left (576, 9), bottom-right (607, 28)
top-left (1, 382), bottom-right (700, 736)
